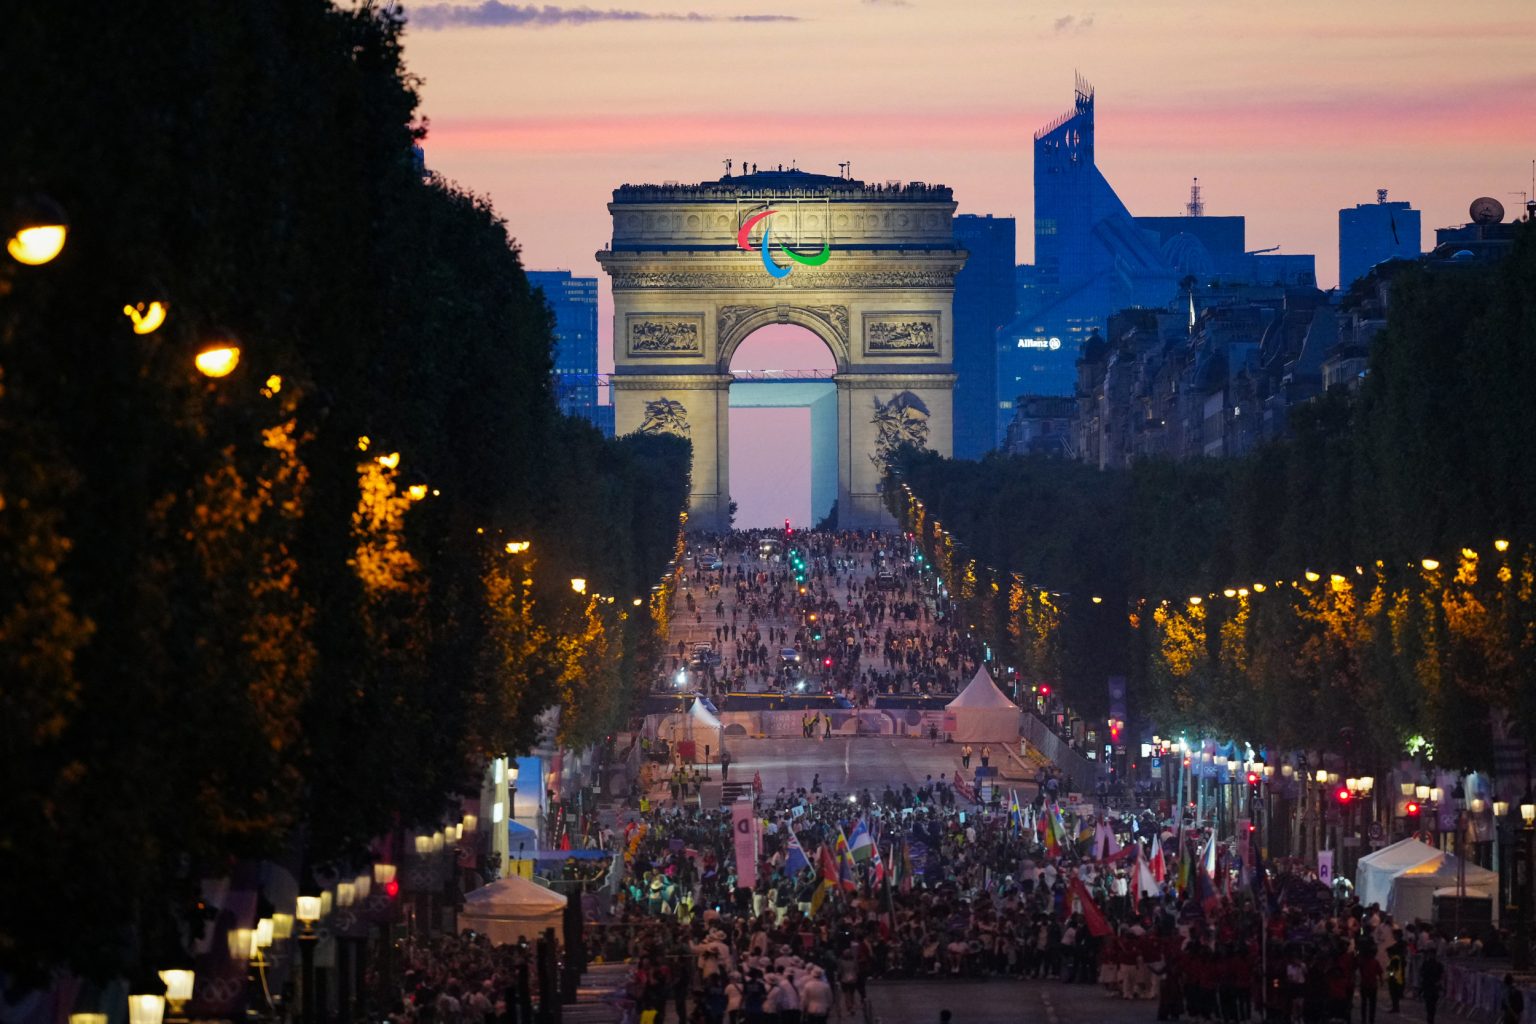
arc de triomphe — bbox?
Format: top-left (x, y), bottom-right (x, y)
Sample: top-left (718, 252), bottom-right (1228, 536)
top-left (596, 167), bottom-right (966, 532)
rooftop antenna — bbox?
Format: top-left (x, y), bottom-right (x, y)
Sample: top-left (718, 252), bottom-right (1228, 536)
top-left (1377, 188), bottom-right (1389, 204)
top-left (723, 157), bottom-right (732, 177)
top-left (1186, 177), bottom-right (1204, 217)
top-left (838, 161), bottom-right (850, 179)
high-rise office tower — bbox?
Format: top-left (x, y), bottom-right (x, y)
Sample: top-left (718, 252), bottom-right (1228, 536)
top-left (951, 214), bottom-right (1017, 458)
top-left (1001, 78), bottom-right (1176, 413)
top-left (527, 270), bottom-right (607, 432)
top-left (1339, 190), bottom-right (1420, 290)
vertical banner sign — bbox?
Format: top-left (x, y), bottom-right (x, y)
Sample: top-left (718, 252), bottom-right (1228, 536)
top-left (1317, 850), bottom-right (1334, 887)
top-left (733, 799), bottom-right (758, 890)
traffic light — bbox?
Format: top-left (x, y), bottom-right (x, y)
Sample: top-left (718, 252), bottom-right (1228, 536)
top-left (823, 657), bottom-right (833, 668)
top-left (1246, 771), bottom-right (1260, 786)
top-left (385, 878), bottom-right (400, 898)
top-left (1405, 800), bottom-right (1421, 818)
top-left (1336, 787), bottom-right (1352, 803)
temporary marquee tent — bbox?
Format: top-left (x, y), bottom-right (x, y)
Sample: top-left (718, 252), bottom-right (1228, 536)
top-left (942, 668), bottom-right (1022, 743)
top-left (1355, 837), bottom-right (1498, 924)
top-left (457, 873), bottom-right (568, 946)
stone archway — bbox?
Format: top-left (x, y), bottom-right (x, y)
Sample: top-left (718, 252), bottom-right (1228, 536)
top-left (596, 167), bottom-right (966, 531)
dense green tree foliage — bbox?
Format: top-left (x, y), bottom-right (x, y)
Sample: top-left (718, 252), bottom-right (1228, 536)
top-left (0, 0), bottom-right (688, 979)
top-left (889, 226), bottom-right (1536, 770)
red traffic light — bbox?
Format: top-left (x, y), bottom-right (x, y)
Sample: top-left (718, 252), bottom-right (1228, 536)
top-left (1246, 772), bottom-right (1260, 785)
top-left (385, 878), bottom-right (400, 898)
top-left (823, 657), bottom-right (833, 667)
top-left (1040, 685), bottom-right (1050, 695)
top-left (1336, 787), bottom-right (1351, 802)
top-left (1406, 801), bottom-right (1420, 816)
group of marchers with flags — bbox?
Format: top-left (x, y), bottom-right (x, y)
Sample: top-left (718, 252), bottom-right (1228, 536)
top-left (768, 787), bottom-right (1273, 927)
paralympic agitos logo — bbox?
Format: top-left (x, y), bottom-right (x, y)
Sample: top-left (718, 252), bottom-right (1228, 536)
top-left (736, 208), bottom-right (831, 278)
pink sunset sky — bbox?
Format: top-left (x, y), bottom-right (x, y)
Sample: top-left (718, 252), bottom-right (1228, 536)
top-left (399, 0), bottom-right (1535, 526)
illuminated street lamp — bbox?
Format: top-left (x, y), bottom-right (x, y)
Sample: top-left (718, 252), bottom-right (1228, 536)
top-left (158, 971), bottom-right (194, 1019)
top-left (570, 577), bottom-right (587, 595)
top-left (296, 894), bottom-right (321, 1024)
top-left (5, 195), bottom-right (68, 266)
top-left (194, 342), bottom-right (241, 378)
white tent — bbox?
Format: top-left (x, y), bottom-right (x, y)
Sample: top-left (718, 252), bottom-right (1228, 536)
top-left (943, 668), bottom-right (1022, 743)
top-left (457, 874), bottom-right (568, 946)
top-left (1355, 838), bottom-right (1498, 924)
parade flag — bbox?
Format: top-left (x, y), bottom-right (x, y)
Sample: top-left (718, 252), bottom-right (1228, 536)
top-left (1068, 878), bottom-right (1114, 938)
top-left (834, 827), bottom-right (858, 890)
top-left (1135, 844), bottom-right (1161, 903)
top-left (1009, 790), bottom-right (1023, 835)
top-left (1176, 836), bottom-right (1193, 895)
top-left (818, 843), bottom-right (840, 886)
top-left (848, 819), bottom-right (875, 862)
top-left (784, 827), bottom-right (811, 877)
top-left (869, 840), bottom-right (886, 887)
top-left (1091, 819), bottom-right (1122, 860)
top-left (1199, 830), bottom-right (1217, 878)
top-left (1149, 833), bottom-right (1167, 883)
top-left (898, 838), bottom-right (915, 893)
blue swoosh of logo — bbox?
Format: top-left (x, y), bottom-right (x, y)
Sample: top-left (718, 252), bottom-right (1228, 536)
top-left (760, 222), bottom-right (792, 279)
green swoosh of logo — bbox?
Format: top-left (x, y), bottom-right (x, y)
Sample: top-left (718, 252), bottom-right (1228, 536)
top-left (777, 239), bottom-right (831, 266)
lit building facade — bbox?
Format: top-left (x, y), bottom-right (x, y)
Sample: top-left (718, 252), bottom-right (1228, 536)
top-left (1339, 191), bottom-right (1420, 290)
top-left (950, 213), bottom-right (1016, 457)
top-left (527, 270), bottom-right (613, 435)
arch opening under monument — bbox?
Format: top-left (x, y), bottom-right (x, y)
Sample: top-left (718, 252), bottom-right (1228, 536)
top-left (726, 324), bottom-right (838, 529)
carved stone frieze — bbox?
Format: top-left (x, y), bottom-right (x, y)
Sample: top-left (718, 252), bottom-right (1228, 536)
top-left (611, 269), bottom-right (958, 290)
top-left (626, 313), bottom-right (704, 356)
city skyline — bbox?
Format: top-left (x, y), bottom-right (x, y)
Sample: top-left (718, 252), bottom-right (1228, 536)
top-left (406, 0), bottom-right (1535, 367)
top-left (408, 0), bottom-right (1532, 523)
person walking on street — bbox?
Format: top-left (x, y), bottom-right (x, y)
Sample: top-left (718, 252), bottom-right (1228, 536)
top-left (1419, 948), bottom-right (1444, 1024)
top-left (980, 745), bottom-right (991, 768)
top-left (961, 744), bottom-right (973, 769)
top-left (1385, 930), bottom-right (1407, 1014)
top-left (1358, 945), bottom-right (1382, 1024)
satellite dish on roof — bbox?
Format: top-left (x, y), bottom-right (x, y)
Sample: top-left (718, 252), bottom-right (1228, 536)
top-left (1469, 197), bottom-right (1505, 225)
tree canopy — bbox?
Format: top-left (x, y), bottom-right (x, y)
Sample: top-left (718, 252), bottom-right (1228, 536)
top-left (0, 0), bottom-right (688, 978)
top-left (888, 226), bottom-right (1536, 771)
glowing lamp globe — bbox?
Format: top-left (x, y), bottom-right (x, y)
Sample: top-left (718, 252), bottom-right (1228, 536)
top-left (158, 969), bottom-right (194, 1010)
top-left (6, 196), bottom-right (68, 266)
top-left (194, 344), bottom-right (240, 378)
top-left (127, 995), bottom-right (165, 1024)
top-left (295, 895), bottom-right (321, 924)
top-left (123, 301), bottom-right (169, 335)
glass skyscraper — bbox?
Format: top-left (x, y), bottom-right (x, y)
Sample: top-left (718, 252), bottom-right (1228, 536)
top-left (1000, 79), bottom-right (1177, 411)
top-left (527, 270), bottom-right (612, 435)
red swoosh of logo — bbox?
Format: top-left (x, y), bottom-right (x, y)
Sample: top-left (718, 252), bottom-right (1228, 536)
top-left (736, 209), bottom-right (778, 250)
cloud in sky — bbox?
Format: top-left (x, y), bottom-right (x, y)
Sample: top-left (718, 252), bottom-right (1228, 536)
top-left (1053, 13), bottom-right (1093, 33)
top-left (409, 1), bottom-right (799, 29)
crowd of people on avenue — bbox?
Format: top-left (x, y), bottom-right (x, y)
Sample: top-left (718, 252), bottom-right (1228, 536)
top-left (668, 530), bottom-right (984, 701)
top-left (382, 530), bottom-right (1526, 1024)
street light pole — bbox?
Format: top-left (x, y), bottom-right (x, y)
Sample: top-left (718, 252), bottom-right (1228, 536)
top-left (1517, 799), bottom-right (1536, 971)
